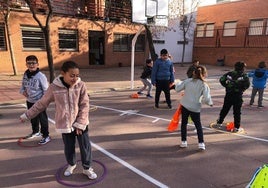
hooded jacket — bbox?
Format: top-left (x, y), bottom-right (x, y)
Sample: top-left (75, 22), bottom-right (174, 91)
top-left (24, 75), bottom-right (89, 133)
top-left (248, 68), bottom-right (268, 89)
top-left (19, 69), bottom-right (48, 103)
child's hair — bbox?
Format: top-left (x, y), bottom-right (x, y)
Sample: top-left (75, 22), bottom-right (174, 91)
top-left (61, 61), bottom-right (79, 72)
top-left (193, 59), bottom-right (199, 65)
top-left (193, 65), bottom-right (207, 81)
top-left (258, 61), bottom-right (266, 68)
top-left (26, 55), bottom-right (38, 63)
top-left (234, 61), bottom-right (246, 71)
top-left (146, 59), bottom-right (152, 64)
top-left (160, 49), bottom-right (168, 55)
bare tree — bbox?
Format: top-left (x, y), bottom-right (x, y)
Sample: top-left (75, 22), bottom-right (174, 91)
top-left (0, 1), bottom-right (18, 75)
top-left (24, 0), bottom-right (55, 83)
top-left (169, 0), bottom-right (200, 66)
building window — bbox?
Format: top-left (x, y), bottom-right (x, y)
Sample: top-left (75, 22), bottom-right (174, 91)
top-left (223, 21), bottom-right (237, 37)
top-left (266, 20), bottom-right (268, 35)
top-left (249, 19), bottom-right (264, 36)
top-left (153, 40), bottom-right (165, 44)
top-left (205, 23), bottom-right (214, 37)
top-left (21, 26), bottom-right (45, 50)
top-left (113, 33), bottom-right (145, 52)
top-left (0, 24), bottom-right (7, 50)
top-left (58, 29), bottom-right (78, 51)
top-left (196, 24), bottom-right (205, 37)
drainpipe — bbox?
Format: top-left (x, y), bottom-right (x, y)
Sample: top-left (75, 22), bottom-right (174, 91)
top-left (131, 25), bottom-right (143, 89)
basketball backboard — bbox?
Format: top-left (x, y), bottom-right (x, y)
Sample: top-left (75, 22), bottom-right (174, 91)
top-left (132, 0), bottom-right (169, 27)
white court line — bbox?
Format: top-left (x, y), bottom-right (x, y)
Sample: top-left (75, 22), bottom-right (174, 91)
top-left (0, 103), bottom-right (168, 187)
top-left (92, 105), bottom-right (268, 143)
top-left (91, 142), bottom-right (169, 188)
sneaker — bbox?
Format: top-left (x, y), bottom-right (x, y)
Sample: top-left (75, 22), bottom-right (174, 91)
top-left (83, 168), bottom-right (97, 180)
top-left (168, 104), bottom-right (172, 109)
top-left (64, 164), bottom-right (77, 177)
top-left (146, 94), bottom-right (153, 98)
top-left (137, 92), bottom-right (143, 95)
top-left (180, 141), bottom-right (187, 148)
top-left (38, 136), bottom-right (51, 145)
top-left (24, 132), bottom-right (41, 139)
top-left (155, 104), bottom-right (159, 108)
top-left (232, 128), bottom-right (244, 133)
top-left (198, 143), bottom-right (206, 150)
top-left (258, 105), bottom-right (264, 108)
top-left (216, 123), bottom-right (222, 127)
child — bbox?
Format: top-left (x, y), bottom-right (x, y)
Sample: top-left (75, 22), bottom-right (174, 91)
top-left (248, 61), bottom-right (268, 108)
top-left (216, 61), bottom-right (250, 133)
top-left (137, 59), bottom-right (153, 98)
top-left (151, 49), bottom-right (175, 109)
top-left (20, 61), bottom-right (97, 179)
top-left (186, 60), bottom-right (200, 78)
top-left (19, 55), bottom-right (50, 145)
top-left (175, 65), bottom-right (213, 150)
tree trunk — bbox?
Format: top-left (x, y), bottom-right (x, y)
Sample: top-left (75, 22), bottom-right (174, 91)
top-left (145, 25), bottom-right (158, 61)
top-left (5, 9), bottom-right (18, 75)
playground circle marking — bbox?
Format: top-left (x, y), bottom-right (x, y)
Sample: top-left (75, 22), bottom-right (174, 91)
top-left (55, 160), bottom-right (107, 187)
top-left (17, 137), bottom-right (42, 148)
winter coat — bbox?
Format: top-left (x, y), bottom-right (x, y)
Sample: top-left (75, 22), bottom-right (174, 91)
top-left (175, 78), bottom-right (213, 113)
top-left (248, 68), bottom-right (268, 89)
top-left (151, 58), bottom-right (174, 85)
top-left (220, 70), bottom-right (250, 94)
top-left (24, 75), bottom-right (89, 133)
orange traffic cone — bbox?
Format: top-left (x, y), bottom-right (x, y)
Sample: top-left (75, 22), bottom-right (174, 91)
top-left (167, 105), bottom-right (182, 132)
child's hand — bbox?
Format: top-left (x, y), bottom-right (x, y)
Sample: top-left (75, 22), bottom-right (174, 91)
top-left (20, 113), bottom-right (28, 123)
top-left (23, 91), bottom-right (28, 97)
top-left (76, 128), bottom-right (83, 135)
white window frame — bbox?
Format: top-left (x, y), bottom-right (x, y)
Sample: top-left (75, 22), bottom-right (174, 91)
top-left (58, 29), bottom-right (78, 51)
top-left (196, 24), bottom-right (205, 37)
top-left (21, 26), bottom-right (45, 50)
top-left (205, 23), bottom-right (214, 37)
top-left (249, 19), bottom-right (264, 36)
top-left (223, 21), bottom-right (237, 37)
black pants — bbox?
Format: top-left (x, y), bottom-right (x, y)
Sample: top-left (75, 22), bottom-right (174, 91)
top-left (62, 127), bottom-right (92, 170)
top-left (181, 106), bottom-right (204, 143)
top-left (155, 80), bottom-right (171, 106)
top-left (26, 101), bottom-right (49, 137)
top-left (217, 92), bottom-right (243, 129)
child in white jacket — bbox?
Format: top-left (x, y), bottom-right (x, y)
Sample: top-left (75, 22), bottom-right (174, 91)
top-left (175, 65), bottom-right (213, 150)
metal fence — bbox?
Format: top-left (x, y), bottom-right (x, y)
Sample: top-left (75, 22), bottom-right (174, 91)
top-left (194, 27), bottom-right (268, 48)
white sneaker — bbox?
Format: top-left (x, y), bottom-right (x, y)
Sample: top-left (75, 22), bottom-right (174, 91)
top-left (198, 143), bottom-right (206, 150)
top-left (83, 168), bottom-right (97, 179)
top-left (64, 164), bottom-right (77, 176)
top-left (180, 141), bottom-right (187, 148)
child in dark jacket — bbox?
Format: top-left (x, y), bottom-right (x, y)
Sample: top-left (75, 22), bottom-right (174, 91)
top-left (216, 61), bottom-right (250, 133)
top-left (248, 61), bottom-right (268, 108)
top-left (137, 59), bottom-right (153, 98)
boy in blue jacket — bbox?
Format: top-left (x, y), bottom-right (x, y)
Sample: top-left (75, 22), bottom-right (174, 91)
top-left (248, 61), bottom-right (268, 108)
top-left (151, 49), bottom-right (174, 109)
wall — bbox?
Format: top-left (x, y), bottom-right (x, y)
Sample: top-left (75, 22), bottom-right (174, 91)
top-left (0, 11), bottom-right (149, 73)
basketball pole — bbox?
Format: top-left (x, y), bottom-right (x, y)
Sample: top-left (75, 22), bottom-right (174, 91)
top-left (131, 25), bottom-right (144, 89)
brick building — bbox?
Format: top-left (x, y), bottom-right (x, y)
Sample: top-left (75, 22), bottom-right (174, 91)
top-left (193, 0), bottom-right (268, 68)
top-left (0, 0), bottom-right (149, 73)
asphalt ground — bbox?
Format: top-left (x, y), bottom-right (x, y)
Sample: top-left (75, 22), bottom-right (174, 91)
top-left (1, 64), bottom-right (268, 188)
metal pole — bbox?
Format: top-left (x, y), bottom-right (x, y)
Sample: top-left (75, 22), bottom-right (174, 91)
top-left (131, 25), bottom-right (144, 89)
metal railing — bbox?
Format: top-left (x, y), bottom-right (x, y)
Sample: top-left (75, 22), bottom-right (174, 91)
top-left (195, 27), bottom-right (268, 48)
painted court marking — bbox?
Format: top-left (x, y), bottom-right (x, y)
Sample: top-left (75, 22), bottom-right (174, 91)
top-left (2, 103), bottom-right (268, 187)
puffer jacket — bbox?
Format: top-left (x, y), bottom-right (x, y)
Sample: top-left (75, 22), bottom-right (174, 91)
top-left (248, 68), bottom-right (268, 89)
top-left (25, 75), bottom-right (89, 133)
